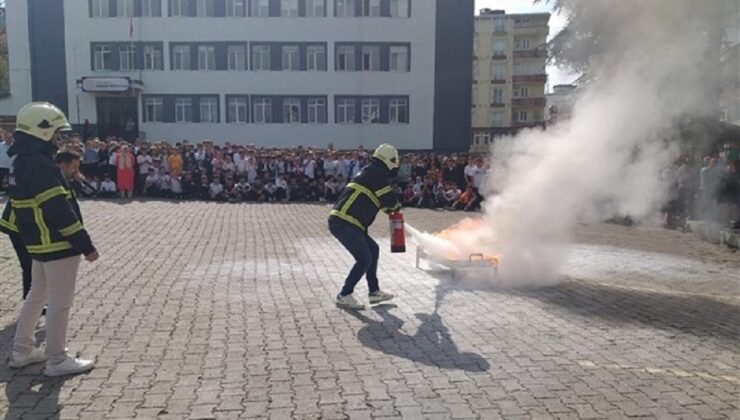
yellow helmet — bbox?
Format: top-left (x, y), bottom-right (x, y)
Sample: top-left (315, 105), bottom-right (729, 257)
top-left (373, 143), bottom-right (399, 170)
top-left (15, 102), bottom-right (72, 141)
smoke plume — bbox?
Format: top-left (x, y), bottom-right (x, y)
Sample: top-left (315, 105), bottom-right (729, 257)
top-left (410, 0), bottom-right (728, 287)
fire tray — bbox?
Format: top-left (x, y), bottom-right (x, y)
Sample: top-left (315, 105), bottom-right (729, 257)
top-left (415, 246), bottom-right (499, 280)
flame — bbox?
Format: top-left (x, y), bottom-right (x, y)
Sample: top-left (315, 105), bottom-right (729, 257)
top-left (427, 218), bottom-right (500, 265)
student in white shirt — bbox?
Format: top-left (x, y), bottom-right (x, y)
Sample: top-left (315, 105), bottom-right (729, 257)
top-left (170, 174), bottom-right (183, 199)
top-left (274, 175), bottom-right (289, 202)
top-left (209, 180), bottom-right (225, 201)
top-left (100, 175), bottom-right (117, 198)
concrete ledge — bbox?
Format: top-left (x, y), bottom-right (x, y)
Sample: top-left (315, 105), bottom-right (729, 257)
top-left (686, 220), bottom-right (739, 248)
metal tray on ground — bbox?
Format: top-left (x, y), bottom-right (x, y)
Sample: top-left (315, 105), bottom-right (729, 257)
top-left (415, 246), bottom-right (499, 280)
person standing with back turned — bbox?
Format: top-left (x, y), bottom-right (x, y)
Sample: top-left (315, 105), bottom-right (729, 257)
top-left (3, 102), bottom-right (99, 377)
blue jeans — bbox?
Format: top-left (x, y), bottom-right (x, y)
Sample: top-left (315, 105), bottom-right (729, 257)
top-left (329, 218), bottom-right (380, 296)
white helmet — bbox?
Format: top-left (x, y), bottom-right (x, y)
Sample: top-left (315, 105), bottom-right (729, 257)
top-left (373, 143), bottom-right (399, 170)
top-left (15, 102), bottom-right (72, 141)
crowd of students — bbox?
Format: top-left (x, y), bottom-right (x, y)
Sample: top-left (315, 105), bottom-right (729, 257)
top-left (4, 134), bottom-right (492, 211)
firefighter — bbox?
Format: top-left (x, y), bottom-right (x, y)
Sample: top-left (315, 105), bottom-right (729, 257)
top-left (4, 102), bottom-right (99, 377)
top-left (329, 144), bottom-right (401, 309)
top-left (1, 152), bottom-right (83, 302)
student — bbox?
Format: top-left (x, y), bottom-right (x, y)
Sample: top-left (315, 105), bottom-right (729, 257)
top-left (99, 174), bottom-right (117, 198)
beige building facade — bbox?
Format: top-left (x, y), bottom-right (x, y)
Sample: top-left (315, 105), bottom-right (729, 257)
top-left (470, 9), bottom-right (549, 152)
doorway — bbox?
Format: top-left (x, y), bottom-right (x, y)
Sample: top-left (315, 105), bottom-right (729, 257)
top-left (96, 96), bottom-right (138, 140)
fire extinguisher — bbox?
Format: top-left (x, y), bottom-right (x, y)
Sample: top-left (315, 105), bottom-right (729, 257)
top-left (389, 212), bottom-right (406, 253)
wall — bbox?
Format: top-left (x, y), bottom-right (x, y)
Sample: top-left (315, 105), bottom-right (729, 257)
top-left (62, 0), bottom-right (438, 149)
top-left (0, 0), bottom-right (33, 117)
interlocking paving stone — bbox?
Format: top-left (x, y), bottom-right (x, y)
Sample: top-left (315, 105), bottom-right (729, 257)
top-left (0, 200), bottom-right (737, 419)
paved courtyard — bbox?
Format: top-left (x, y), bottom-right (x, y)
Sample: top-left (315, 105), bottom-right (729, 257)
top-left (0, 200), bottom-right (738, 419)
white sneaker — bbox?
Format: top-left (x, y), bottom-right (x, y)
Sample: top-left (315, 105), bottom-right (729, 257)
top-left (336, 294), bottom-right (365, 310)
top-left (44, 356), bottom-right (94, 377)
top-left (9, 346), bottom-right (47, 368)
top-left (369, 290), bottom-right (395, 305)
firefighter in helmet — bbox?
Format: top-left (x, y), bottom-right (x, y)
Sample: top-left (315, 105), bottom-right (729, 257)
top-left (2, 102), bottom-right (99, 376)
top-left (329, 143), bottom-right (401, 309)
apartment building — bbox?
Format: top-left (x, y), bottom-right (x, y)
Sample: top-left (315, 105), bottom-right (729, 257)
top-left (470, 9), bottom-right (549, 152)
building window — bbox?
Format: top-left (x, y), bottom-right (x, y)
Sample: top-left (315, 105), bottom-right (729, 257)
top-left (252, 45), bottom-right (271, 70)
top-left (282, 98), bottom-right (301, 123)
top-left (306, 45), bottom-right (326, 71)
top-left (307, 98), bottom-right (327, 124)
top-left (361, 46), bottom-right (380, 71)
top-left (491, 111), bottom-right (503, 127)
top-left (227, 0), bottom-right (247, 16)
top-left (144, 45), bottom-right (163, 70)
top-left (514, 17), bottom-right (530, 26)
top-left (228, 45), bottom-right (247, 70)
top-left (361, 0), bottom-right (381, 17)
top-left (93, 45), bottom-right (112, 71)
top-left (198, 45), bottom-right (216, 70)
top-left (197, 0), bottom-right (218, 16)
top-left (513, 110), bottom-right (528, 122)
top-left (473, 132), bottom-right (491, 145)
top-left (533, 110), bottom-right (542, 122)
top-left (471, 110), bottom-right (477, 126)
top-left (493, 17), bottom-right (506, 32)
top-left (228, 97), bottom-right (249, 123)
top-left (142, 0), bottom-right (163, 16)
top-left (390, 0), bottom-right (408, 17)
top-left (335, 0), bottom-right (355, 17)
top-left (282, 45), bottom-right (300, 71)
top-left (389, 98), bottom-right (408, 124)
top-left (91, 0), bottom-right (111, 17)
top-left (513, 61), bottom-right (543, 75)
top-left (361, 98), bottom-right (380, 123)
top-left (513, 86), bottom-right (529, 98)
top-left (251, 0), bottom-right (270, 16)
top-left (336, 46), bottom-right (356, 71)
top-left (144, 97), bottom-right (164, 122)
top-left (253, 97), bottom-right (272, 123)
top-left (306, 0), bottom-right (325, 16)
top-left (492, 63), bottom-right (506, 81)
top-left (199, 97), bottom-right (218, 123)
top-left (514, 38), bottom-right (531, 51)
top-left (170, 0), bottom-right (191, 16)
top-left (119, 44), bottom-right (136, 71)
top-left (336, 99), bottom-right (356, 124)
top-left (117, 0), bottom-right (135, 17)
top-left (491, 88), bottom-right (504, 104)
top-left (493, 40), bottom-right (507, 56)
top-left (175, 97), bottom-right (193, 122)
top-left (281, 0), bottom-right (299, 16)
top-left (173, 45), bottom-right (191, 70)
top-left (389, 46), bottom-right (409, 72)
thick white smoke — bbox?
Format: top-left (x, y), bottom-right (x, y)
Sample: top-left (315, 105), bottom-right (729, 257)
top-left (410, 0), bottom-right (728, 287)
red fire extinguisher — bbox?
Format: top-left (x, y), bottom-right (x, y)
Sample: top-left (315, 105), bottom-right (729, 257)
top-left (389, 212), bottom-right (406, 253)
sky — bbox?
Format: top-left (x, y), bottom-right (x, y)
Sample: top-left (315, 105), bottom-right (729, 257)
top-left (475, 0), bottom-right (579, 90)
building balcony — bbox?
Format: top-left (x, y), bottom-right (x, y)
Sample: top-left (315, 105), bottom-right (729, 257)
top-left (490, 102), bottom-right (507, 108)
top-left (512, 121), bottom-right (545, 129)
top-left (512, 97), bottom-right (546, 108)
top-left (512, 74), bottom-right (548, 83)
top-left (491, 79), bottom-right (507, 84)
top-left (513, 48), bottom-right (547, 58)
top-left (492, 54), bottom-right (507, 60)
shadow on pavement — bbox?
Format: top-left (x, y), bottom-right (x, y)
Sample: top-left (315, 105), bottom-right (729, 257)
top-left (525, 280), bottom-right (740, 343)
top-left (1, 323), bottom-right (66, 420)
top-left (341, 304), bottom-right (490, 372)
